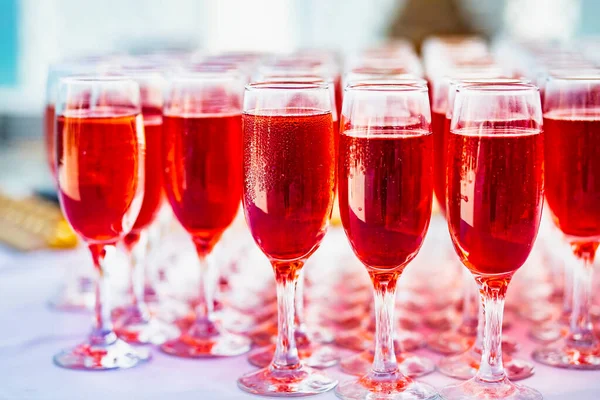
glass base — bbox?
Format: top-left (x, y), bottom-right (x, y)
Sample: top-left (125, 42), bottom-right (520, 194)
top-left (438, 347), bottom-right (534, 381)
top-left (439, 376), bottom-right (542, 400)
top-left (53, 335), bottom-right (151, 370)
top-left (427, 330), bottom-right (474, 355)
top-left (340, 350), bottom-right (435, 378)
top-left (532, 337), bottom-right (600, 369)
top-left (114, 306), bottom-right (180, 345)
top-left (423, 309), bottom-right (458, 331)
top-left (247, 319), bottom-right (278, 347)
top-left (335, 372), bottom-right (439, 400)
top-left (335, 329), bottom-right (371, 351)
top-left (335, 330), bottom-right (423, 353)
top-left (238, 364), bottom-right (337, 397)
top-left (248, 343), bottom-right (339, 369)
top-left (48, 277), bottom-right (95, 312)
top-left (161, 321), bottom-right (251, 358)
top-left (528, 321), bottom-right (567, 343)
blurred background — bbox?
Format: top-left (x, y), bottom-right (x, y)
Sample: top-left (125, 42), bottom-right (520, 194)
top-left (0, 0), bottom-right (598, 191)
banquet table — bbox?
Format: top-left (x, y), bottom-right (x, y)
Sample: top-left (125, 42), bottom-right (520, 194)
top-left (0, 244), bottom-right (599, 400)
top-left (1, 141), bottom-right (600, 400)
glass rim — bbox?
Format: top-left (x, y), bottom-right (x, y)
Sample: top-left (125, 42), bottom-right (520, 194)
top-left (245, 81), bottom-right (330, 91)
top-left (451, 77), bottom-right (532, 87)
top-left (546, 73), bottom-right (600, 81)
top-left (457, 82), bottom-right (539, 93)
top-left (345, 78), bottom-right (428, 92)
top-left (256, 75), bottom-right (333, 84)
top-left (59, 75), bottom-right (139, 86)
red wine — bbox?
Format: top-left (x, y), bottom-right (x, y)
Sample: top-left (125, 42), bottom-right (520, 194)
top-left (338, 129), bottom-right (434, 270)
top-left (243, 109), bottom-right (335, 261)
top-left (432, 110), bottom-right (448, 214)
top-left (163, 113), bottom-right (242, 253)
top-left (545, 111), bottom-right (600, 240)
top-left (57, 110), bottom-right (144, 243)
top-left (130, 113), bottom-right (163, 232)
top-left (447, 128), bottom-right (544, 275)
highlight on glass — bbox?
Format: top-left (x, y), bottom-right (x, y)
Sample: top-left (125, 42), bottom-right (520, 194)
top-left (440, 82), bottom-right (544, 400)
top-left (335, 80), bottom-right (438, 400)
top-left (53, 76), bottom-right (150, 370)
top-left (237, 81), bottom-right (338, 396)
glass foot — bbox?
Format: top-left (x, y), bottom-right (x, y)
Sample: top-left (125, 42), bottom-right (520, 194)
top-left (340, 350), bottom-right (435, 378)
top-left (335, 330), bottom-right (423, 353)
top-left (248, 343), bottom-right (339, 369)
top-left (528, 321), bottom-right (567, 343)
top-left (532, 338), bottom-right (600, 369)
top-left (114, 307), bottom-right (180, 345)
top-left (247, 319), bottom-right (278, 346)
top-left (54, 335), bottom-right (151, 370)
top-left (238, 364), bottom-right (337, 396)
top-left (438, 347), bottom-right (534, 380)
top-left (427, 330), bottom-right (474, 355)
top-left (335, 329), bottom-right (371, 351)
top-left (48, 277), bottom-right (95, 312)
top-left (161, 322), bottom-right (251, 358)
top-left (336, 371), bottom-right (439, 400)
top-left (439, 376), bottom-right (542, 400)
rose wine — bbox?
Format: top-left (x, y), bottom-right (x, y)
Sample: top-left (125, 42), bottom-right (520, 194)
top-left (432, 110), bottom-right (447, 214)
top-left (56, 110), bottom-right (144, 243)
top-left (338, 129), bottom-right (433, 270)
top-left (129, 109), bottom-right (164, 233)
top-left (544, 111), bottom-right (600, 239)
top-left (163, 113), bottom-right (242, 253)
top-left (243, 110), bottom-right (335, 261)
top-left (446, 128), bottom-right (544, 275)
top-left (45, 104), bottom-right (57, 179)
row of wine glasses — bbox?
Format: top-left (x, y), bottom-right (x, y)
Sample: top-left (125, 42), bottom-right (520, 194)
top-left (45, 35), bottom-right (600, 399)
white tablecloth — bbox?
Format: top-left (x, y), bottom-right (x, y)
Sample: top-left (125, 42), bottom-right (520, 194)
top-left (0, 244), bottom-right (599, 400)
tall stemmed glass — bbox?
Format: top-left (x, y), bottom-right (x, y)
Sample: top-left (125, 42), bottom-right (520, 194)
top-left (336, 80), bottom-right (438, 400)
top-left (160, 72), bottom-right (251, 357)
top-left (533, 74), bottom-right (600, 369)
top-left (244, 76), bottom-right (340, 369)
top-left (46, 62), bottom-right (100, 312)
top-left (440, 82), bottom-right (544, 400)
top-left (53, 77), bottom-right (150, 369)
top-left (237, 82), bottom-right (338, 396)
top-left (112, 70), bottom-right (180, 345)
top-left (436, 79), bottom-right (536, 382)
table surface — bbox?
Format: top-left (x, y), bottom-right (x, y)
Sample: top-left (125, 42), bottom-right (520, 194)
top-left (1, 140), bottom-right (600, 399)
top-left (0, 246), bottom-right (599, 400)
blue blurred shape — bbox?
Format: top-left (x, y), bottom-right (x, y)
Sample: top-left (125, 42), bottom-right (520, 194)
top-left (0, 0), bottom-right (18, 87)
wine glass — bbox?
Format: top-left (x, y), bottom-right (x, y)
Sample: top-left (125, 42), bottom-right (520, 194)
top-left (53, 76), bottom-right (150, 369)
top-left (335, 80), bottom-right (438, 400)
top-left (159, 71), bottom-right (251, 358)
top-left (243, 76), bottom-right (340, 369)
top-left (110, 69), bottom-right (180, 345)
top-left (46, 62), bottom-right (101, 312)
top-left (439, 82), bottom-right (544, 399)
top-left (237, 81), bottom-right (337, 396)
top-left (532, 73), bottom-right (600, 369)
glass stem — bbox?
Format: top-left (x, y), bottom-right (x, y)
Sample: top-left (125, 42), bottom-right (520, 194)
top-left (88, 243), bottom-right (116, 345)
top-left (562, 259), bottom-right (574, 321)
top-left (370, 271), bottom-right (399, 375)
top-left (271, 260), bottom-right (303, 371)
top-left (475, 275), bottom-right (510, 383)
top-left (294, 269), bottom-right (309, 344)
top-left (128, 231), bottom-right (149, 311)
top-left (568, 243), bottom-right (597, 347)
top-left (460, 268), bottom-right (479, 335)
top-left (192, 239), bottom-right (217, 336)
